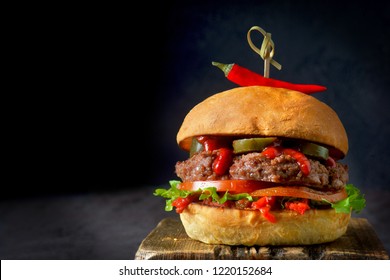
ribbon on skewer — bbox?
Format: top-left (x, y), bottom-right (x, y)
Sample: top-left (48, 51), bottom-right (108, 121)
top-left (247, 26), bottom-right (282, 78)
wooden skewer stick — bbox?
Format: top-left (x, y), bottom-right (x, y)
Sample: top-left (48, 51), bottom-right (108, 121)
top-left (247, 26), bottom-right (281, 78)
top-left (263, 44), bottom-right (271, 78)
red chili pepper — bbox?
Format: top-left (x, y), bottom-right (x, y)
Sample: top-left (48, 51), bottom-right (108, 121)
top-left (172, 196), bottom-right (196, 213)
top-left (285, 198), bottom-right (310, 215)
top-left (252, 196), bottom-right (277, 223)
top-left (251, 196), bottom-right (276, 209)
top-left (212, 61), bottom-right (326, 94)
top-left (259, 207), bottom-right (276, 223)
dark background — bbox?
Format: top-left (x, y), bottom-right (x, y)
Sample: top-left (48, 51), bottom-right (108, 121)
top-left (7, 0), bottom-right (387, 196)
top-left (28, 0), bottom-right (389, 196)
top-left (2, 0), bottom-right (390, 260)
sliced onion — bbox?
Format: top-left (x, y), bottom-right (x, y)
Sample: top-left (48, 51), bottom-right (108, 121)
top-left (250, 186), bottom-right (348, 203)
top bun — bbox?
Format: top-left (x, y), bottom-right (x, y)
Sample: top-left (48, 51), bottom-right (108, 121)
top-left (177, 86), bottom-right (348, 158)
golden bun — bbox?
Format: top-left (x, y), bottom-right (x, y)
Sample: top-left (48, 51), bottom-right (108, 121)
top-left (180, 203), bottom-right (351, 246)
top-left (177, 86), bottom-right (348, 158)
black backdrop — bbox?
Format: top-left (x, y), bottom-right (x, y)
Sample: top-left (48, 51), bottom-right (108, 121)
top-left (8, 0), bottom-right (390, 198)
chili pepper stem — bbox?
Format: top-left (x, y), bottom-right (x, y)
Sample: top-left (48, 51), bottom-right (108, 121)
top-left (211, 61), bottom-right (233, 77)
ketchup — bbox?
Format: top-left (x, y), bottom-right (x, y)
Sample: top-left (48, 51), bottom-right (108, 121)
top-left (197, 136), bottom-right (231, 151)
top-left (197, 136), bottom-right (233, 175)
top-left (262, 146), bottom-right (311, 176)
top-left (197, 136), bottom-right (311, 176)
top-left (213, 148), bottom-right (233, 176)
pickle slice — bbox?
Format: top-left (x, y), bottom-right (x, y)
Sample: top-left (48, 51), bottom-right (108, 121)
top-left (189, 137), bottom-right (204, 157)
top-left (233, 137), bottom-right (276, 154)
top-left (300, 142), bottom-right (329, 160)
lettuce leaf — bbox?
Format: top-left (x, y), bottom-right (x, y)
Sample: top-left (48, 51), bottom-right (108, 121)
top-left (153, 180), bottom-right (190, 211)
top-left (323, 184), bottom-right (366, 213)
top-left (153, 180), bottom-right (253, 212)
top-left (154, 181), bottom-right (366, 214)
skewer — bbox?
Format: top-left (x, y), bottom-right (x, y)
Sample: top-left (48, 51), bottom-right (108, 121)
top-left (247, 26), bottom-right (281, 78)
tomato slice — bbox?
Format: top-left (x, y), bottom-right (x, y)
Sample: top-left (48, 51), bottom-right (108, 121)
top-left (178, 180), bottom-right (275, 194)
top-left (250, 186), bottom-right (348, 203)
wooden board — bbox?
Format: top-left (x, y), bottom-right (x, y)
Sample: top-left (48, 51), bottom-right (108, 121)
top-left (135, 217), bottom-right (389, 260)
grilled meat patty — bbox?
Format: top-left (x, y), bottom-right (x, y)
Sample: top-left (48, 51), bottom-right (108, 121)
top-left (175, 150), bottom-right (348, 191)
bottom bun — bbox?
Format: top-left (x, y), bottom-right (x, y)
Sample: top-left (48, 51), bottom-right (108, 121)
top-left (180, 203), bottom-right (351, 246)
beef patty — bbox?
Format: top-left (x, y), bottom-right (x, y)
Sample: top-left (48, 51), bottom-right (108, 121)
top-left (175, 150), bottom-right (348, 191)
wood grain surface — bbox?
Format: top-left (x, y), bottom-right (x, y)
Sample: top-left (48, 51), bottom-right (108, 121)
top-left (135, 217), bottom-right (389, 260)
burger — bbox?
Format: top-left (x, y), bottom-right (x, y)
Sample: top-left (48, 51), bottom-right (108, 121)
top-left (154, 85), bottom-right (365, 246)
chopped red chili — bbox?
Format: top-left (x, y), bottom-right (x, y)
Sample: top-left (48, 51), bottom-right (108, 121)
top-left (252, 196), bottom-right (277, 223)
top-left (285, 198), bottom-right (310, 215)
top-left (172, 196), bottom-right (196, 213)
top-left (262, 146), bottom-right (311, 176)
top-left (212, 61), bottom-right (327, 94)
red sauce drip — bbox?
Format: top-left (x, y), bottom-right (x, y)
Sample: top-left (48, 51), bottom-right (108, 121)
top-left (262, 146), bottom-right (311, 176)
top-left (197, 136), bottom-right (231, 151)
top-left (213, 148), bottom-right (233, 175)
top-left (197, 136), bottom-right (233, 175)
top-left (326, 156), bottom-right (336, 167)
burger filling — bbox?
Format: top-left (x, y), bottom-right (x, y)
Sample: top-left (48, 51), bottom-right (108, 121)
top-left (176, 150), bottom-right (348, 191)
top-left (154, 136), bottom-right (365, 223)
